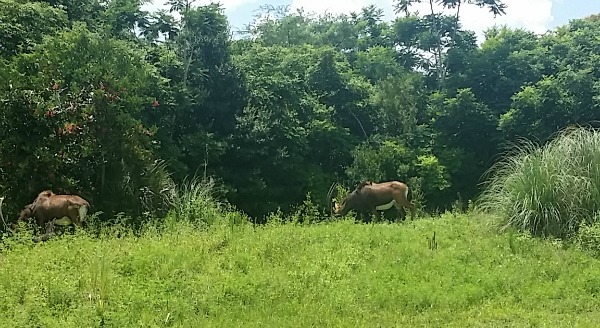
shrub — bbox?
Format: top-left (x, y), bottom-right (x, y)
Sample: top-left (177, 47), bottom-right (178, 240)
top-left (577, 216), bottom-right (600, 257)
top-left (0, 23), bottom-right (169, 221)
top-left (478, 127), bottom-right (600, 238)
top-left (168, 176), bottom-right (229, 227)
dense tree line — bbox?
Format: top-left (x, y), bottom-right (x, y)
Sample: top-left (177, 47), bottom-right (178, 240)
top-left (1, 0), bottom-right (599, 222)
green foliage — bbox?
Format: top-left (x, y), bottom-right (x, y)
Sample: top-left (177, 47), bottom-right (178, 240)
top-left (287, 192), bottom-right (324, 224)
top-left (457, 27), bottom-right (545, 115)
top-left (247, 5), bottom-right (390, 54)
top-left (168, 176), bottom-right (225, 227)
top-left (0, 0), bottom-right (68, 58)
top-left (394, 0), bottom-right (506, 17)
top-left (227, 44), bottom-right (363, 217)
top-left (3, 213), bottom-right (600, 326)
top-left (355, 46), bottom-right (404, 83)
top-left (347, 137), bottom-right (450, 208)
top-left (102, 0), bottom-right (151, 39)
top-left (393, 0), bottom-right (506, 89)
top-left (500, 69), bottom-right (600, 142)
top-left (2, 0), bottom-right (600, 225)
top-left (0, 23), bottom-right (166, 217)
top-left (167, 3), bottom-right (247, 184)
top-left (496, 17), bottom-right (600, 142)
top-left (577, 218), bottom-right (600, 257)
top-left (371, 72), bottom-right (428, 137)
top-left (431, 89), bottom-right (497, 201)
top-left (348, 139), bottom-right (412, 182)
top-left (39, 0), bottom-right (105, 26)
top-left (479, 127), bottom-right (600, 239)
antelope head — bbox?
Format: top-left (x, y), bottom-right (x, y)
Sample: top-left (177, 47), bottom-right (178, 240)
top-left (327, 180), bottom-right (373, 216)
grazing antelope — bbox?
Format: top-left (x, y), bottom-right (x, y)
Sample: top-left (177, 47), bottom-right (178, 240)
top-left (14, 190), bottom-right (90, 239)
top-left (326, 180), bottom-right (416, 222)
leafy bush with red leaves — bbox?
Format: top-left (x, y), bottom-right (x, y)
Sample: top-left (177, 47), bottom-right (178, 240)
top-left (0, 23), bottom-right (172, 220)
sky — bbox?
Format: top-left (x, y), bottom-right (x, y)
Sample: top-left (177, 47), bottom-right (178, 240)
top-left (143, 0), bottom-right (600, 42)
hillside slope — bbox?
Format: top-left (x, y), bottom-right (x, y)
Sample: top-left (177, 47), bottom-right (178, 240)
top-left (1, 214), bottom-right (599, 327)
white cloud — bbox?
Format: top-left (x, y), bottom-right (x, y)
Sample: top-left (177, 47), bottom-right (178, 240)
top-left (143, 0), bottom-right (556, 42)
top-left (142, 0), bottom-right (251, 13)
top-left (454, 0), bottom-right (554, 37)
top-left (289, 0), bottom-right (388, 17)
top-left (289, 0), bottom-right (555, 42)
top-left (141, 1), bottom-right (170, 15)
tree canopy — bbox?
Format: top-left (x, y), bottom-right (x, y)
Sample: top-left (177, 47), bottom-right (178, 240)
top-left (1, 0), bottom-right (599, 221)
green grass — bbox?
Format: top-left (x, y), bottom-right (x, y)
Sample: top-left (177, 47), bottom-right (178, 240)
top-left (479, 127), bottom-right (600, 238)
top-left (2, 213), bottom-right (600, 327)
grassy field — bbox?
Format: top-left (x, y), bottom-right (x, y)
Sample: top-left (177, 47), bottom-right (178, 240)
top-left (1, 213), bottom-right (600, 327)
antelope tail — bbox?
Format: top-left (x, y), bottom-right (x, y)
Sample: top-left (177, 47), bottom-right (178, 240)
top-left (78, 204), bottom-right (89, 222)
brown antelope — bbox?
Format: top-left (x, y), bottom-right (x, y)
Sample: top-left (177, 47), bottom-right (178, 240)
top-left (14, 190), bottom-right (90, 239)
top-left (326, 180), bottom-right (416, 222)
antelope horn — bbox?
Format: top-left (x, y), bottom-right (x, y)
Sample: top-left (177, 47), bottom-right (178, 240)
top-left (326, 182), bottom-right (338, 216)
top-left (0, 196), bottom-right (7, 231)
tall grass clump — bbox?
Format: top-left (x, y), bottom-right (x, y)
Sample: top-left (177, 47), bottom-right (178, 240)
top-left (479, 127), bottom-right (600, 238)
top-left (168, 176), bottom-right (232, 227)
